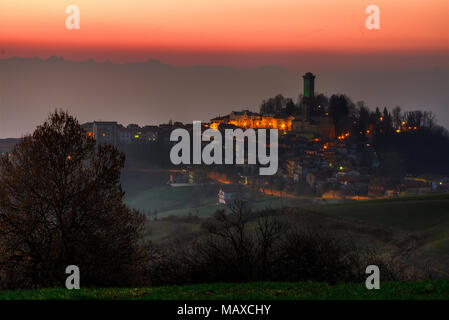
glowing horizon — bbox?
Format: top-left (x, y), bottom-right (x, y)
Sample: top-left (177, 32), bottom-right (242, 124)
top-left (0, 0), bottom-right (447, 66)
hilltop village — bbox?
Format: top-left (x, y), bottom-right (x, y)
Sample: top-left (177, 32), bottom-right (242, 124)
top-left (71, 73), bottom-right (448, 202)
top-left (2, 73), bottom-right (447, 203)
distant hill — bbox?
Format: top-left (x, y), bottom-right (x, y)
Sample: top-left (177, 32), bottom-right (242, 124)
top-left (0, 138), bottom-right (19, 153)
top-left (0, 57), bottom-right (447, 138)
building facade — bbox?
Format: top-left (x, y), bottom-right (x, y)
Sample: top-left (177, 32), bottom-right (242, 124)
top-left (209, 72), bottom-right (335, 138)
top-left (81, 121), bottom-right (159, 146)
top-left (93, 121), bottom-right (118, 145)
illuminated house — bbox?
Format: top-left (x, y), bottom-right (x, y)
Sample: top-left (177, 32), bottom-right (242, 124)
top-left (169, 171), bottom-right (189, 185)
top-left (81, 122), bottom-right (94, 138)
top-left (81, 122), bottom-right (159, 145)
top-left (93, 121), bottom-right (118, 145)
top-left (218, 185), bottom-right (243, 204)
top-left (209, 72), bottom-right (335, 138)
top-left (210, 110), bottom-right (294, 132)
top-left (123, 124), bottom-right (159, 143)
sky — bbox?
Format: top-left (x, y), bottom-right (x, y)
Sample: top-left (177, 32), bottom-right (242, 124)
top-left (0, 0), bottom-right (448, 138)
top-left (0, 0), bottom-right (447, 67)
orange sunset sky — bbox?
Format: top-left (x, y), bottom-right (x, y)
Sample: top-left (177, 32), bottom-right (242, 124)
top-left (0, 0), bottom-right (447, 67)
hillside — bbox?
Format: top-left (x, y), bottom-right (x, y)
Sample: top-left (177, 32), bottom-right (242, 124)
top-left (137, 192), bottom-right (449, 276)
top-left (305, 194), bottom-right (449, 276)
top-left (125, 184), bottom-right (311, 219)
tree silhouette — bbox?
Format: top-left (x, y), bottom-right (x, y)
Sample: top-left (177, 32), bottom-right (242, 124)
top-left (0, 110), bottom-right (147, 289)
top-left (329, 94), bottom-right (350, 135)
top-left (260, 94), bottom-right (296, 115)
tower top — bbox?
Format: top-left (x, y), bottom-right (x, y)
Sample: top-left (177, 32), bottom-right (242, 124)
top-left (303, 72), bottom-right (315, 79)
top-left (302, 72), bottom-right (315, 98)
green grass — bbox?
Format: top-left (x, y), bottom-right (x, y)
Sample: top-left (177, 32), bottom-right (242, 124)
top-left (1, 281), bottom-right (448, 300)
top-left (307, 193), bottom-right (449, 273)
top-left (309, 194), bottom-right (449, 232)
top-left (126, 185), bottom-right (209, 213)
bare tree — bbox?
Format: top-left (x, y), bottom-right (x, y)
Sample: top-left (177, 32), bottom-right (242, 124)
top-left (255, 210), bottom-right (287, 279)
top-left (0, 110), bottom-right (147, 289)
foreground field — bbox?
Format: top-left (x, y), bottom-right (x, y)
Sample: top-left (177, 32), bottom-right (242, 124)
top-left (140, 192), bottom-right (449, 273)
top-left (1, 281), bottom-right (448, 300)
top-left (307, 193), bottom-right (449, 276)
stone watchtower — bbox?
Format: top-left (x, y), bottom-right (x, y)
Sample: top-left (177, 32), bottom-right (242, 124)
top-left (303, 72), bottom-right (315, 98)
top-left (301, 72), bottom-right (316, 121)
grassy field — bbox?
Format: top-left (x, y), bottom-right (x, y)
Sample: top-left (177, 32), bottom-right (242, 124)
top-left (126, 186), bottom-right (205, 214)
top-left (3, 194), bottom-right (449, 300)
top-left (308, 194), bottom-right (449, 251)
top-left (1, 281), bottom-right (448, 300)
top-left (308, 194), bottom-right (449, 232)
top-left (136, 191), bottom-right (449, 274)
top-left (305, 193), bottom-right (449, 276)
top-left (126, 185), bottom-right (312, 218)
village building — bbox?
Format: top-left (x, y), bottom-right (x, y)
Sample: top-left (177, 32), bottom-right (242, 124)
top-left (168, 171), bottom-right (190, 186)
top-left (209, 73), bottom-right (335, 138)
top-left (218, 185), bottom-right (244, 204)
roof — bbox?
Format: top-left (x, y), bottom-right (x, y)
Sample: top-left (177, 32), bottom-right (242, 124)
top-left (93, 121), bottom-right (118, 126)
top-left (93, 121), bottom-right (118, 124)
top-left (211, 115), bottom-right (229, 121)
top-left (231, 110), bottom-right (260, 116)
top-left (142, 125), bottom-right (159, 132)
